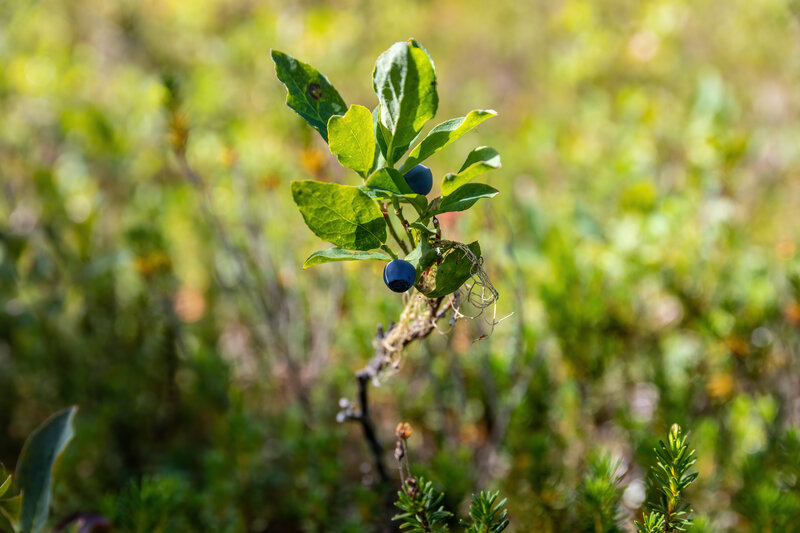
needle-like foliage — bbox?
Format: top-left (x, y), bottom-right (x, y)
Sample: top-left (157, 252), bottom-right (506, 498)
top-left (576, 452), bottom-right (625, 533)
top-left (460, 490), bottom-right (509, 533)
top-left (636, 424), bottom-right (698, 533)
top-left (393, 477), bottom-right (453, 533)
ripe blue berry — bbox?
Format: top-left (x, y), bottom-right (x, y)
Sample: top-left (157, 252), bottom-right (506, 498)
top-left (403, 164), bottom-right (433, 195)
top-left (383, 259), bottom-right (417, 293)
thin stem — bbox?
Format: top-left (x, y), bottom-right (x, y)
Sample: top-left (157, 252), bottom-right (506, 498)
top-left (346, 295), bottom-right (452, 489)
top-left (354, 372), bottom-right (390, 483)
top-left (382, 203), bottom-right (409, 255)
top-left (392, 198), bottom-right (416, 250)
top-left (381, 245), bottom-right (398, 260)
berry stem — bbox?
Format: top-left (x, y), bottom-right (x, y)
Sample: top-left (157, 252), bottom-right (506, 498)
top-left (381, 245), bottom-right (398, 260)
top-left (391, 197), bottom-right (416, 250)
top-left (381, 203), bottom-right (410, 255)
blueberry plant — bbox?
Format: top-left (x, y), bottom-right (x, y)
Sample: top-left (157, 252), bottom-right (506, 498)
top-left (271, 39), bottom-right (500, 299)
top-left (272, 38), bottom-right (505, 528)
top-left (272, 39), bottom-right (501, 421)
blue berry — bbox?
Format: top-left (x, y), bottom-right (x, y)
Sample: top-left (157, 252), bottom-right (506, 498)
top-left (383, 259), bottom-right (417, 293)
top-left (403, 164), bottom-right (433, 195)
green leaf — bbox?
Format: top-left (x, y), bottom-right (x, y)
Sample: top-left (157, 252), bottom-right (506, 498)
top-left (364, 169), bottom-right (429, 215)
top-left (0, 476), bottom-right (10, 499)
top-left (271, 50), bottom-right (347, 143)
top-left (371, 106), bottom-right (388, 173)
top-left (303, 247), bottom-right (390, 269)
top-left (15, 406), bottom-right (77, 533)
top-left (0, 495), bottom-right (21, 522)
top-left (0, 509), bottom-right (16, 533)
top-left (410, 222), bottom-right (436, 237)
top-left (400, 109), bottom-right (497, 172)
top-left (365, 168), bottom-right (414, 195)
top-left (291, 180), bottom-right (386, 251)
top-left (441, 146), bottom-right (501, 195)
top-left (327, 105), bottom-right (374, 178)
top-left (405, 238), bottom-right (439, 277)
top-left (0, 495), bottom-right (22, 533)
top-left (436, 183), bottom-right (499, 214)
top-left (402, 194), bottom-right (430, 217)
top-left (426, 242), bottom-right (481, 298)
top-left (373, 39), bottom-right (438, 165)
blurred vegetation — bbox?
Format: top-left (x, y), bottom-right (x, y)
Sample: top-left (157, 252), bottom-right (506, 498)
top-left (2, 0), bottom-right (800, 531)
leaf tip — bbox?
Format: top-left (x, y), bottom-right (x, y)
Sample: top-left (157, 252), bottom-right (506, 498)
top-left (270, 49), bottom-right (284, 63)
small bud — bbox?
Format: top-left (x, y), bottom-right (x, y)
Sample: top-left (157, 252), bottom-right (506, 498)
top-left (339, 398), bottom-right (350, 409)
top-left (394, 442), bottom-right (405, 460)
top-left (395, 422), bottom-right (413, 440)
top-left (405, 477), bottom-right (420, 498)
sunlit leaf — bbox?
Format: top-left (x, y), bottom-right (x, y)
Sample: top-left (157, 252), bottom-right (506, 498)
top-left (327, 105), bottom-right (374, 178)
top-left (271, 50), bottom-right (347, 142)
top-left (441, 146), bottom-right (501, 195)
top-left (373, 39), bottom-right (438, 164)
top-left (436, 183), bottom-right (499, 214)
top-left (400, 110), bottom-right (497, 172)
top-left (291, 180), bottom-right (386, 251)
top-left (303, 248), bottom-right (390, 268)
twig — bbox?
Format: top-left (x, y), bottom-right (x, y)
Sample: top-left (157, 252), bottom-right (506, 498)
top-left (392, 198), bottom-right (416, 250)
top-left (381, 203), bottom-right (409, 255)
top-left (354, 371), bottom-right (390, 483)
top-left (343, 293), bottom-right (453, 485)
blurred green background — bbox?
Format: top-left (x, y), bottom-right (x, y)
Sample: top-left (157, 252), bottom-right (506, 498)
top-left (2, 0), bottom-right (800, 531)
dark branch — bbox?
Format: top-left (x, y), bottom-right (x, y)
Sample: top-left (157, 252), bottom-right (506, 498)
top-left (344, 294), bottom-right (453, 486)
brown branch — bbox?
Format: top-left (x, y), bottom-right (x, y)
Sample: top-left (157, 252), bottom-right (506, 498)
top-left (382, 203), bottom-right (409, 255)
top-left (343, 294), bottom-right (452, 486)
top-left (354, 371), bottom-right (390, 483)
top-left (392, 202), bottom-right (416, 251)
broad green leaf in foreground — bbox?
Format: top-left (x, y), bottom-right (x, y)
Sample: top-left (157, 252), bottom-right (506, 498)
top-left (436, 183), bottom-right (499, 214)
top-left (373, 39), bottom-right (438, 164)
top-left (426, 242), bottom-right (481, 298)
top-left (291, 180), bottom-right (386, 251)
top-left (303, 248), bottom-right (390, 269)
top-left (15, 406), bottom-right (77, 533)
top-left (327, 105), bottom-right (374, 178)
top-left (271, 50), bottom-right (347, 143)
top-left (441, 146), bottom-right (501, 195)
top-left (400, 109), bottom-right (497, 172)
